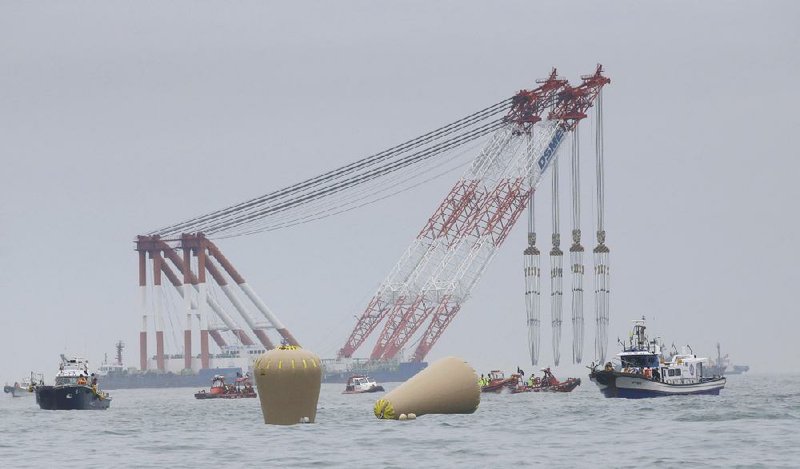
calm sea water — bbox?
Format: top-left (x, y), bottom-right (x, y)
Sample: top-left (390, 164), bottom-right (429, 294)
top-left (1, 373), bottom-right (798, 468)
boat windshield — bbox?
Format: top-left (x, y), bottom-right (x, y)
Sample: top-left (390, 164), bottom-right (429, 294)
top-left (620, 354), bottom-right (659, 369)
top-left (55, 376), bottom-right (79, 386)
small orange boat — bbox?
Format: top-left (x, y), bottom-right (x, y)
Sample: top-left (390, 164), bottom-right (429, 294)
top-left (511, 368), bottom-right (581, 393)
top-left (194, 374), bottom-right (257, 399)
top-left (480, 370), bottom-right (519, 393)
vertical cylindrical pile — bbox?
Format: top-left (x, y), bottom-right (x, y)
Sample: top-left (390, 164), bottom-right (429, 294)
top-left (374, 356), bottom-right (479, 420)
top-left (253, 345), bottom-right (321, 425)
top-left (569, 128), bottom-right (584, 364)
top-left (523, 130), bottom-right (541, 367)
top-left (593, 89), bottom-right (611, 363)
top-left (550, 160), bottom-right (564, 367)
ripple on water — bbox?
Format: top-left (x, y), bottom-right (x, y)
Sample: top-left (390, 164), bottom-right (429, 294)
top-left (0, 374), bottom-right (798, 467)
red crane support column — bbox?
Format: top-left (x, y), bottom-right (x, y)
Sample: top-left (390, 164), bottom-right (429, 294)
top-left (208, 330), bottom-right (227, 348)
top-left (182, 245), bottom-right (194, 371)
top-left (138, 249), bottom-right (148, 371)
top-left (152, 252), bottom-right (166, 371)
top-left (204, 258), bottom-right (272, 348)
top-left (206, 240), bottom-right (298, 346)
top-left (197, 239), bottom-right (210, 369)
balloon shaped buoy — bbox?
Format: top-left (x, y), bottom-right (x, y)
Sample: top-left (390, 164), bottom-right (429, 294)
top-left (253, 345), bottom-right (322, 425)
top-left (374, 356), bottom-right (480, 419)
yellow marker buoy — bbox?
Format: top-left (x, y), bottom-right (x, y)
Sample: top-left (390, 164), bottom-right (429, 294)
top-left (374, 356), bottom-right (480, 420)
top-left (254, 345), bottom-right (322, 425)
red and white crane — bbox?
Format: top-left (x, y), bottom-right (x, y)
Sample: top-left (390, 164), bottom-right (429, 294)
top-left (339, 66), bottom-right (610, 363)
top-left (136, 65), bottom-right (610, 371)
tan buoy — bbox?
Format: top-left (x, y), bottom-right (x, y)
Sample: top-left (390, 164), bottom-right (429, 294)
top-left (374, 356), bottom-right (480, 419)
top-left (253, 345), bottom-right (321, 425)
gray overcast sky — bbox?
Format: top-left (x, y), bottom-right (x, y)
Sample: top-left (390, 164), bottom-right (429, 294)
top-left (2, 1), bottom-right (799, 382)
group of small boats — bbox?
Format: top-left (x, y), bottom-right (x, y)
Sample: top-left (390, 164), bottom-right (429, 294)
top-left (194, 374), bottom-right (257, 399)
top-left (480, 368), bottom-right (581, 394)
top-left (5, 318), bottom-right (736, 410)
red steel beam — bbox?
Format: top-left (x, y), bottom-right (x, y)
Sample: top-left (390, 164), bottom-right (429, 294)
top-left (160, 254), bottom-right (256, 347)
top-left (204, 256), bottom-right (267, 348)
top-left (182, 245), bottom-right (193, 371)
top-left (196, 237), bottom-right (210, 370)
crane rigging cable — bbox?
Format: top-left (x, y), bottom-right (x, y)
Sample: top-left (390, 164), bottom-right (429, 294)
top-left (570, 127), bottom-right (585, 364)
top-left (523, 127), bottom-right (542, 366)
top-left (216, 138), bottom-right (484, 238)
top-left (148, 98), bottom-right (513, 238)
top-left (550, 158), bottom-right (564, 367)
top-left (593, 89), bottom-right (610, 363)
top-left (195, 116), bottom-right (504, 235)
top-left (190, 119), bottom-right (505, 237)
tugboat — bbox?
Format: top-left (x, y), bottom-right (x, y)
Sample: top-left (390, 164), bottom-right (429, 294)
top-left (511, 368), bottom-right (581, 393)
top-left (342, 375), bottom-right (385, 394)
top-left (194, 374), bottom-right (257, 399)
top-left (36, 356), bottom-right (111, 410)
top-left (589, 318), bottom-right (726, 398)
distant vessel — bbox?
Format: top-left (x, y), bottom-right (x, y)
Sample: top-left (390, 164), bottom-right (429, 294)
top-left (321, 358), bottom-right (426, 384)
top-left (589, 318), bottom-right (726, 398)
top-left (342, 375), bottom-right (384, 394)
top-left (96, 341), bottom-right (245, 390)
top-left (728, 364), bottom-right (750, 375)
top-left (36, 356), bottom-right (111, 410)
top-left (96, 341), bottom-right (424, 388)
top-left (706, 343), bottom-right (749, 376)
top-left (3, 374), bottom-right (40, 398)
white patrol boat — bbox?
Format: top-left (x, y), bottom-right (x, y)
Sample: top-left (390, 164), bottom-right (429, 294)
top-left (342, 375), bottom-right (385, 394)
top-left (589, 318), bottom-right (726, 398)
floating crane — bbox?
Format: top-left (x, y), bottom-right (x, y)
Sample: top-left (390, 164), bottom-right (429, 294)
top-left (135, 65), bottom-right (610, 371)
top-left (340, 66), bottom-right (610, 363)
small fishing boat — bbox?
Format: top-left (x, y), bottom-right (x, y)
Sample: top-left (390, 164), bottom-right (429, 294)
top-left (4, 372), bottom-right (42, 397)
top-left (36, 356), bottom-right (111, 410)
top-left (511, 368), bottom-right (581, 393)
top-left (342, 375), bottom-right (384, 394)
top-left (589, 318), bottom-right (726, 398)
top-left (4, 380), bottom-right (31, 398)
top-left (194, 374), bottom-right (257, 399)
top-left (480, 370), bottom-right (518, 393)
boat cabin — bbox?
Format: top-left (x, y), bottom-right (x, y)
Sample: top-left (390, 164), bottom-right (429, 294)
top-left (345, 375), bottom-right (379, 392)
top-left (658, 354), bottom-right (710, 385)
top-left (616, 319), bottom-right (663, 371)
top-left (615, 320), bottom-right (714, 385)
top-left (55, 356), bottom-right (92, 386)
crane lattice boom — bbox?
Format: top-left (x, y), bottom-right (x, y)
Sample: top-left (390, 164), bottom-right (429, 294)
top-left (339, 66), bottom-right (610, 362)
